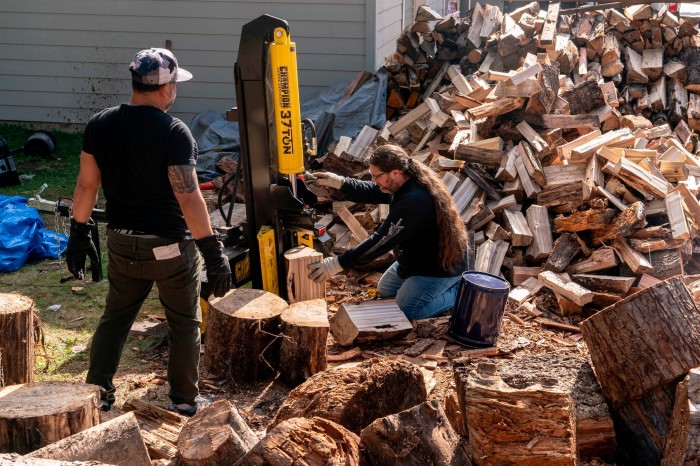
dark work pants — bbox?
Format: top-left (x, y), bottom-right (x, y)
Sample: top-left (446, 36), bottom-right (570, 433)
top-left (86, 230), bottom-right (202, 405)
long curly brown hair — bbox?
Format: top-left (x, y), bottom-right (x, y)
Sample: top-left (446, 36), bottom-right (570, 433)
top-left (369, 144), bottom-right (468, 274)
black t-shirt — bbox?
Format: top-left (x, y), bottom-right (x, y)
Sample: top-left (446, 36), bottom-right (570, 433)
top-left (82, 104), bottom-right (197, 240)
top-left (338, 178), bottom-right (459, 278)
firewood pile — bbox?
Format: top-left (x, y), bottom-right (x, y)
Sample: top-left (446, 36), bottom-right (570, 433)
top-left (311, 2), bottom-right (700, 319)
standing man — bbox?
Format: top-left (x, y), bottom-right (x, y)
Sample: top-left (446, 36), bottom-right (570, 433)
top-left (309, 144), bottom-right (468, 320)
top-left (66, 48), bottom-right (232, 416)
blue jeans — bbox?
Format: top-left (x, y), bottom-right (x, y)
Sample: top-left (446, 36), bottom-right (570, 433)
top-left (377, 261), bottom-right (461, 320)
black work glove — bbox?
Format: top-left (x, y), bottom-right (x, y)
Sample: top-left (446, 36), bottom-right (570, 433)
top-left (66, 218), bottom-right (99, 280)
top-left (195, 235), bottom-right (233, 298)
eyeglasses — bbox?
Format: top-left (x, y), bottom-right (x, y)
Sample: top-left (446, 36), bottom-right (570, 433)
top-left (370, 171), bottom-right (386, 180)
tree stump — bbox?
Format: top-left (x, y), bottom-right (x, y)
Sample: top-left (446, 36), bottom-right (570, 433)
top-left (279, 299), bottom-right (329, 387)
top-left (0, 382), bottom-right (100, 454)
top-left (236, 417), bottom-right (360, 466)
top-left (283, 246), bottom-right (325, 303)
top-left (204, 289), bottom-right (288, 383)
top-left (455, 354), bottom-right (588, 465)
top-left (580, 276), bottom-right (700, 410)
top-left (360, 400), bottom-right (471, 465)
top-left (0, 293), bottom-right (35, 386)
top-left (271, 358), bottom-right (427, 434)
top-left (24, 412), bottom-right (150, 466)
top-left (177, 399), bottom-right (257, 466)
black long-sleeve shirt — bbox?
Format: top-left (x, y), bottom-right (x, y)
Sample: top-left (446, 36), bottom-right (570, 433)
top-left (338, 178), bottom-right (460, 278)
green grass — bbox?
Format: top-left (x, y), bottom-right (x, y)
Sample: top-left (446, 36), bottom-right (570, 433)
top-left (0, 123), bottom-right (82, 200)
top-left (0, 123), bottom-right (166, 383)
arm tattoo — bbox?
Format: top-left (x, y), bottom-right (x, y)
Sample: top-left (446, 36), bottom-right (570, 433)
top-left (168, 165), bottom-right (198, 194)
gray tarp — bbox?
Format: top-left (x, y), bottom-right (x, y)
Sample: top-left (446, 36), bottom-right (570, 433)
top-left (189, 69), bottom-right (388, 181)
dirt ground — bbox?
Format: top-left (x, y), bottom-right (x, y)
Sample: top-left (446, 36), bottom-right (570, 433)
top-left (100, 267), bottom-right (592, 445)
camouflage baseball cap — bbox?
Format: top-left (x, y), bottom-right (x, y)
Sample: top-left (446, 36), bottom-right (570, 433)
top-left (129, 48), bottom-right (193, 85)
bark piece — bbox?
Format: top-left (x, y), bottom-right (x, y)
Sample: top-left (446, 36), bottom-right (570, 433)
top-left (0, 293), bottom-right (34, 386)
top-left (561, 78), bottom-right (606, 115)
top-left (25, 412), bottom-right (149, 466)
top-left (581, 276), bottom-right (700, 410)
top-left (177, 400), bottom-right (257, 466)
top-left (0, 382), bottom-right (100, 454)
top-left (360, 400), bottom-right (471, 466)
top-left (329, 299), bottom-right (412, 346)
top-left (236, 417), bottom-right (360, 466)
top-left (544, 232), bottom-right (582, 273)
top-left (271, 358), bottom-right (427, 434)
top-left (279, 299), bottom-right (329, 387)
top-left (204, 289), bottom-right (288, 382)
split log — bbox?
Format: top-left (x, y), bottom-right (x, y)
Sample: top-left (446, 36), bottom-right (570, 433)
top-left (271, 358), bottom-right (427, 434)
top-left (561, 78), bottom-right (606, 115)
top-left (565, 247), bottom-right (617, 274)
top-left (236, 417), bottom-right (360, 466)
top-left (553, 208), bottom-right (616, 233)
top-left (279, 299), bottom-right (329, 387)
top-left (0, 382), bottom-right (100, 454)
top-left (526, 205), bottom-right (553, 260)
top-left (284, 246), bottom-right (325, 303)
top-left (591, 201), bottom-right (646, 244)
top-left (538, 271), bottom-right (594, 306)
top-left (0, 293), bottom-right (34, 386)
top-left (570, 275), bottom-right (634, 295)
top-left (329, 299), bottom-right (412, 346)
top-left (204, 289), bottom-right (288, 383)
top-left (25, 412), bottom-right (150, 466)
top-left (122, 398), bottom-right (188, 460)
top-left (360, 400), bottom-right (471, 466)
top-left (177, 400), bottom-right (257, 466)
top-left (581, 276), bottom-right (700, 410)
top-left (544, 232), bottom-right (582, 273)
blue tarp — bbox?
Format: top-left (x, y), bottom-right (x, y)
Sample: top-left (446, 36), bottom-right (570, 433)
top-left (0, 194), bottom-right (67, 273)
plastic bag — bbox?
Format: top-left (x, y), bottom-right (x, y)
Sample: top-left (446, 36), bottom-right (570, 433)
top-left (0, 194), bottom-right (67, 273)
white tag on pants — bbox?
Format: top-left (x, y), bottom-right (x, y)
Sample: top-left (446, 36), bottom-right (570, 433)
top-left (153, 243), bottom-right (181, 260)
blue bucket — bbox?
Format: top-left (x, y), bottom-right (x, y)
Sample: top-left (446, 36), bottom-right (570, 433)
top-left (448, 271), bottom-right (510, 348)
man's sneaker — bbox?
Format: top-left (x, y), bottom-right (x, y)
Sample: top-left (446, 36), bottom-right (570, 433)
top-left (167, 396), bottom-right (211, 417)
top-left (97, 400), bottom-right (112, 412)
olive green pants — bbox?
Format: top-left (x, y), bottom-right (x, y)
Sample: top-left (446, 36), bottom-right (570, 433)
top-left (86, 230), bottom-right (202, 405)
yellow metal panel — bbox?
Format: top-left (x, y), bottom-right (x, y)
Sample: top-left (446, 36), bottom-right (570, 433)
top-left (257, 226), bottom-right (279, 295)
top-left (269, 27), bottom-right (304, 175)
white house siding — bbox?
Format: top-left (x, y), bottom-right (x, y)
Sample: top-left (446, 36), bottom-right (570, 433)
top-left (374, 0), bottom-right (404, 71)
top-left (0, 0), bottom-right (369, 126)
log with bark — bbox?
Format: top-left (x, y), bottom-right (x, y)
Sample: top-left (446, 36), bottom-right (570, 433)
top-left (360, 400), bottom-right (471, 465)
top-left (279, 299), bottom-right (329, 387)
top-left (177, 399), bottom-right (257, 466)
top-left (270, 358), bottom-right (427, 434)
top-left (581, 276), bottom-right (700, 409)
top-left (0, 293), bottom-right (35, 386)
top-left (235, 417), bottom-right (360, 466)
top-left (0, 382), bottom-right (100, 454)
top-left (203, 289), bottom-right (288, 383)
top-left (24, 412), bottom-right (150, 466)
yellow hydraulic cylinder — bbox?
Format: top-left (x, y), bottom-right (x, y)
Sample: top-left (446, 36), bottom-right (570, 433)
top-left (269, 27), bottom-right (304, 175)
top-left (257, 225), bottom-right (279, 295)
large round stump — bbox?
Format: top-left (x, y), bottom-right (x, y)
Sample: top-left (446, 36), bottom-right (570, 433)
top-left (177, 399), bottom-right (258, 466)
top-left (0, 382), bottom-right (100, 454)
top-left (204, 289), bottom-right (288, 383)
top-left (236, 417), bottom-right (360, 466)
top-left (0, 293), bottom-right (35, 386)
top-left (271, 358), bottom-right (427, 434)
